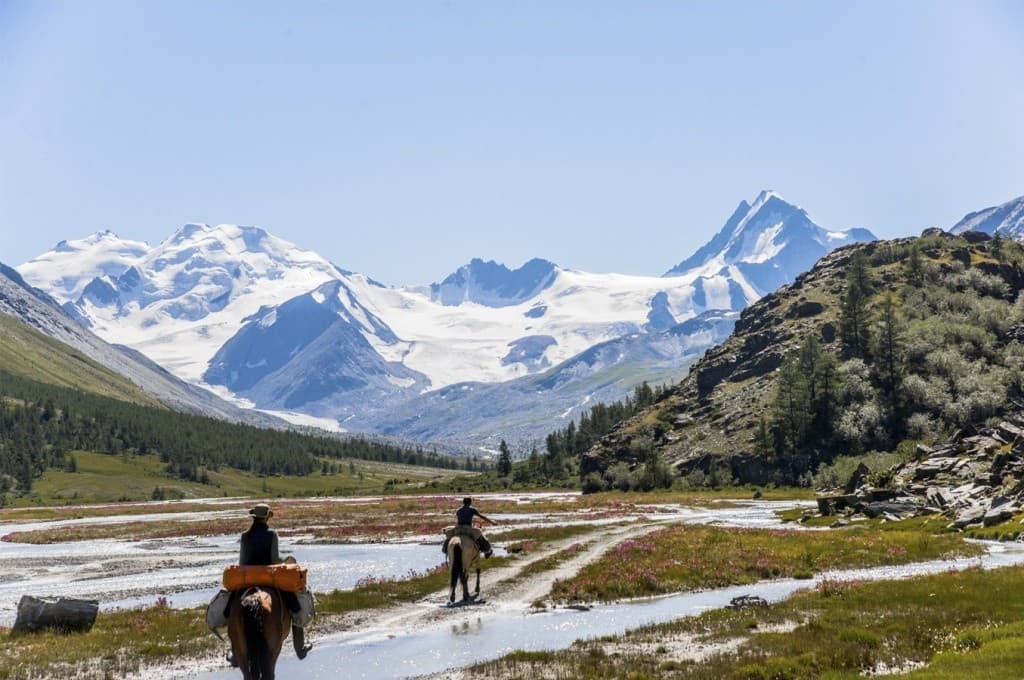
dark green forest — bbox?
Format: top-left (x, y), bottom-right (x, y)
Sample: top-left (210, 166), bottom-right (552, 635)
top-left (0, 370), bottom-right (476, 494)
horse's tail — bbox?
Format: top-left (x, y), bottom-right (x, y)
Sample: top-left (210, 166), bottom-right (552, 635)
top-left (242, 589), bottom-right (272, 679)
top-left (450, 542), bottom-right (463, 591)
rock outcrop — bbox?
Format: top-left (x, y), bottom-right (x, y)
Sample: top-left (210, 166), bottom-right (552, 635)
top-left (816, 413), bottom-right (1024, 532)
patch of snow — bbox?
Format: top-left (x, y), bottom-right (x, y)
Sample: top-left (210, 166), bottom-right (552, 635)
top-left (560, 393), bottom-right (592, 418)
top-left (256, 410), bottom-right (345, 433)
top-left (258, 310), bottom-right (277, 328)
top-left (743, 222), bottom-right (784, 263)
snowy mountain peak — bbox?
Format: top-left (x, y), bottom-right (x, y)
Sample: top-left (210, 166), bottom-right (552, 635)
top-left (431, 257), bottom-right (558, 307)
top-left (19, 231), bottom-right (151, 301)
top-left (54, 229), bottom-right (128, 252)
top-left (161, 223), bottom-right (276, 254)
top-left (18, 222), bottom-right (347, 381)
top-left (664, 191), bottom-right (875, 296)
top-left (950, 194), bottom-right (1024, 240)
top-left (750, 189), bottom-right (786, 211)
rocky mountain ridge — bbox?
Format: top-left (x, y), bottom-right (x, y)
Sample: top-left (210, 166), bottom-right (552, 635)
top-left (951, 193), bottom-right (1024, 241)
top-left (582, 228), bottom-right (1024, 486)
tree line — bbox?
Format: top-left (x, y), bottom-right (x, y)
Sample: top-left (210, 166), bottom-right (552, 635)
top-left (463, 382), bottom-right (671, 490)
top-left (0, 370), bottom-right (475, 494)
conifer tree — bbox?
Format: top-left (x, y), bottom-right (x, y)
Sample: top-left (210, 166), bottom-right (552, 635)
top-left (497, 440), bottom-right (512, 476)
top-left (839, 251), bottom-right (873, 357)
top-left (904, 244), bottom-right (923, 285)
top-left (773, 354), bottom-right (807, 458)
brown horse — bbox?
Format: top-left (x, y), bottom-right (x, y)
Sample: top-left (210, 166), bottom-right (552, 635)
top-left (227, 587), bottom-right (291, 680)
top-left (446, 534), bottom-right (482, 604)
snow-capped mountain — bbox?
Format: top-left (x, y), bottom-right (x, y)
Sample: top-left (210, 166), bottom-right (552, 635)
top-left (338, 310), bottom-right (739, 447)
top-left (20, 223), bottom-right (343, 381)
top-left (16, 230), bottom-right (150, 302)
top-left (17, 191), bottom-right (874, 447)
top-left (665, 190), bottom-right (875, 295)
top-left (200, 257), bottom-right (736, 415)
top-left (950, 194), bottom-right (1024, 240)
top-left (430, 258), bottom-right (558, 307)
top-left (0, 262), bottom-right (284, 427)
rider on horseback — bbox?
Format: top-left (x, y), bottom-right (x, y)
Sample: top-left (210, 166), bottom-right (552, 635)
top-left (443, 497), bottom-right (495, 558)
top-left (232, 503), bottom-right (312, 662)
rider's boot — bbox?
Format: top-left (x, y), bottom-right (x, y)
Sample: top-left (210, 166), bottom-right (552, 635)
top-left (292, 624), bottom-right (312, 659)
top-left (477, 536), bottom-right (493, 558)
top-left (442, 535), bottom-right (451, 554)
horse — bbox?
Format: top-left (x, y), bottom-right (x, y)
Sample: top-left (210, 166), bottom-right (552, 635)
top-left (446, 533), bottom-right (482, 604)
top-left (227, 587), bottom-right (291, 680)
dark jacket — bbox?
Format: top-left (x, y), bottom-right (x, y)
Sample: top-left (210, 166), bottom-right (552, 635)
top-left (456, 505), bottom-right (481, 526)
top-left (239, 521), bottom-right (282, 566)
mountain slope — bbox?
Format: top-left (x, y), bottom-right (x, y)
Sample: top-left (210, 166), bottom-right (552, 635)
top-left (582, 230), bottom-right (1024, 486)
top-left (0, 263), bottom-right (283, 425)
top-left (950, 194), bottom-right (1024, 240)
top-left (338, 310), bottom-right (738, 447)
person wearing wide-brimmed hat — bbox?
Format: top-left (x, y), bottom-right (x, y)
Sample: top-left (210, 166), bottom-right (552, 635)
top-left (236, 503), bottom-right (313, 660)
top-left (240, 503), bottom-right (284, 565)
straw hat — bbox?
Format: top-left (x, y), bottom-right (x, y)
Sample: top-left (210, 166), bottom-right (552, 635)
top-left (249, 503), bottom-right (273, 519)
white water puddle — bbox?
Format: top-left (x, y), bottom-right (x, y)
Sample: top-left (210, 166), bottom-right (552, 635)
top-left (200, 540), bottom-right (1024, 680)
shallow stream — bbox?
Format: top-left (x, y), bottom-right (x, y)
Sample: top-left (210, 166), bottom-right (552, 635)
top-left (202, 541), bottom-right (1024, 680)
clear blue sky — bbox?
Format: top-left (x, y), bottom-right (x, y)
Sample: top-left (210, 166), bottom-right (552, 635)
top-left (2, 1), bottom-right (1023, 286)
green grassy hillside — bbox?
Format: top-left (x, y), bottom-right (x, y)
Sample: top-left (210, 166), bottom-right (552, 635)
top-left (0, 314), bottom-right (162, 407)
top-left (13, 449), bottom-right (466, 506)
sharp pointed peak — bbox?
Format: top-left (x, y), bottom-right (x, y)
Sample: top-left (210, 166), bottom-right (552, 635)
top-left (749, 189), bottom-right (797, 210)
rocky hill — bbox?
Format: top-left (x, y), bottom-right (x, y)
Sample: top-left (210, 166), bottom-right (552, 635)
top-left (582, 229), bottom-right (1024, 487)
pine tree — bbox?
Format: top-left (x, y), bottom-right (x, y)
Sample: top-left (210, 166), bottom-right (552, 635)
top-left (497, 440), bottom-right (512, 476)
top-left (904, 244), bottom-right (923, 285)
top-left (773, 354), bottom-right (808, 458)
top-left (839, 251), bottom-right (873, 357)
top-left (755, 416), bottom-right (773, 461)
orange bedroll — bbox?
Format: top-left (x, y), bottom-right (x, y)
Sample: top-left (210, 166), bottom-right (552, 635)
top-left (223, 563), bottom-right (307, 592)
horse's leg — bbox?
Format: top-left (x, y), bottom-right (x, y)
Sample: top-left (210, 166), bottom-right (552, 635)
top-left (449, 544), bottom-right (462, 603)
top-left (474, 568), bottom-right (480, 597)
top-left (227, 593), bottom-right (253, 680)
top-left (460, 562), bottom-right (470, 601)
